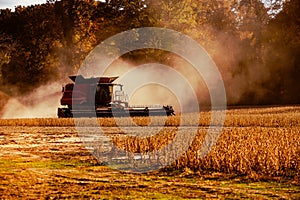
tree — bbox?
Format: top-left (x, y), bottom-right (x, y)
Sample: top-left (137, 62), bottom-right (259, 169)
top-left (0, 3), bottom-right (63, 93)
top-left (263, 0), bottom-right (300, 103)
top-left (0, 0), bottom-right (153, 95)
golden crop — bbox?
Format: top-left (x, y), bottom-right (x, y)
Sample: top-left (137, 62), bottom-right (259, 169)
top-left (0, 106), bottom-right (299, 127)
top-left (0, 106), bottom-right (299, 176)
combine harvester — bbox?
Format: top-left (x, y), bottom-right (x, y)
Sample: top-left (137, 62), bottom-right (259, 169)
top-left (57, 75), bottom-right (175, 118)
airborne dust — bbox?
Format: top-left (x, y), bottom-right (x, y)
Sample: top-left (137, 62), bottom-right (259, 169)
top-left (0, 83), bottom-right (62, 118)
top-left (0, 45), bottom-right (291, 119)
top-left (0, 29), bottom-right (298, 118)
top-left (0, 54), bottom-right (208, 118)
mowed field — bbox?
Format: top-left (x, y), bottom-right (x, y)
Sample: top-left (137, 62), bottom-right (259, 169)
top-left (0, 106), bottom-right (299, 199)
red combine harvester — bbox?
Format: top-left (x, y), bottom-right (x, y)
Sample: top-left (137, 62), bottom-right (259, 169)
top-left (57, 75), bottom-right (175, 118)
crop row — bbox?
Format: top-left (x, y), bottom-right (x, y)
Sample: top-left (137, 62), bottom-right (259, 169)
top-left (108, 126), bottom-right (299, 176)
top-left (0, 106), bottom-right (298, 127)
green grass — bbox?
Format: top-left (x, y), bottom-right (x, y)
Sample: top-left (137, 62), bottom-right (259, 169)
top-left (0, 156), bottom-right (299, 199)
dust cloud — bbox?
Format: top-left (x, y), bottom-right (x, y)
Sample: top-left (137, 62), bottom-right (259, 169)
top-left (0, 82), bottom-right (62, 119)
top-left (103, 57), bottom-right (210, 113)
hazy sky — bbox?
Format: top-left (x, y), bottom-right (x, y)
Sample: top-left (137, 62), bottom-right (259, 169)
top-left (0, 0), bottom-right (49, 10)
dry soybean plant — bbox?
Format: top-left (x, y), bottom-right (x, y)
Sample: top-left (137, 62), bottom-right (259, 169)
top-left (107, 106), bottom-right (299, 176)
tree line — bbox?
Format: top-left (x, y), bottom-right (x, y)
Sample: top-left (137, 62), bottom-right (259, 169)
top-left (0, 0), bottom-right (299, 105)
